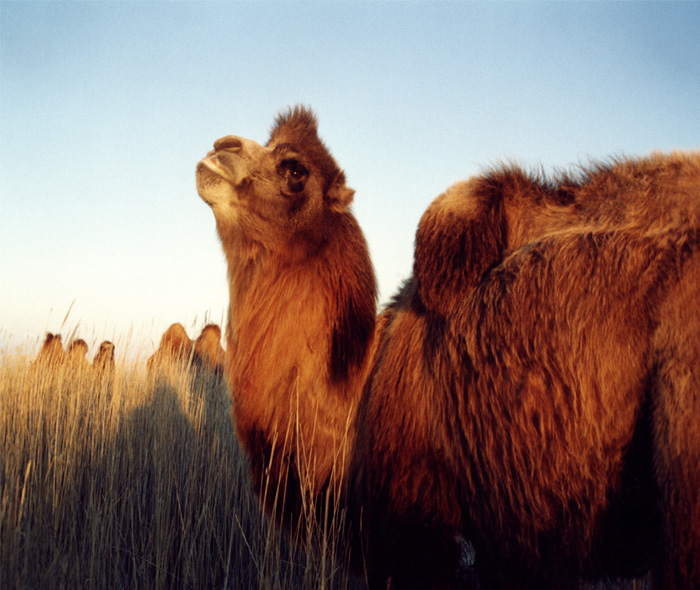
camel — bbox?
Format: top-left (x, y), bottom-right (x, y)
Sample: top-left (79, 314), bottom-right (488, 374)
top-left (66, 338), bottom-right (90, 372)
top-left (193, 324), bottom-right (225, 376)
top-left (147, 323), bottom-right (225, 377)
top-left (33, 332), bottom-right (65, 368)
top-left (146, 323), bottom-right (194, 372)
top-left (196, 106), bottom-right (700, 589)
top-left (93, 341), bottom-right (115, 377)
top-left (67, 338), bottom-right (88, 359)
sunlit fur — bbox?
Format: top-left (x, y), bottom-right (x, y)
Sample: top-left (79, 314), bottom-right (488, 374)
top-left (197, 107), bottom-right (700, 589)
top-left (197, 106), bottom-right (376, 523)
top-left (194, 324), bottom-right (226, 376)
top-left (415, 152), bottom-right (700, 315)
top-left (34, 333), bottom-right (65, 368)
top-left (66, 338), bottom-right (90, 371)
top-left (146, 323), bottom-right (194, 372)
top-left (147, 323), bottom-right (226, 380)
top-left (93, 341), bottom-right (115, 377)
top-left (35, 334), bottom-right (115, 379)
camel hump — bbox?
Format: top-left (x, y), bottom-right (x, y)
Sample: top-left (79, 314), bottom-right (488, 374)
top-left (414, 178), bottom-right (508, 316)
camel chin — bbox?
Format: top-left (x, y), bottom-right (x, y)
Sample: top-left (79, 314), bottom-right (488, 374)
top-left (196, 161), bottom-right (235, 206)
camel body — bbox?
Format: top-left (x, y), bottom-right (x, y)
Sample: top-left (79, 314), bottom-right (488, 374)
top-left (196, 107), bottom-right (700, 589)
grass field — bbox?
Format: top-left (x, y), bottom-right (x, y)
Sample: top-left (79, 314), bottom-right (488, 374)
top-left (1, 344), bottom-right (654, 590)
top-left (0, 349), bottom-right (360, 590)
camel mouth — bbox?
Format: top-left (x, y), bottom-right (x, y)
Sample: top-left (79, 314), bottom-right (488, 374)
top-left (196, 159), bottom-right (226, 206)
top-left (196, 156), bottom-right (254, 217)
top-left (197, 149), bottom-right (250, 188)
top-left (198, 153), bottom-right (226, 177)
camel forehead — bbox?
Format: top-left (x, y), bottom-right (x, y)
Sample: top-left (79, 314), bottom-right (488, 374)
top-left (267, 108), bottom-right (341, 179)
top-left (268, 127), bottom-right (313, 152)
top-left (267, 126), bottom-right (322, 161)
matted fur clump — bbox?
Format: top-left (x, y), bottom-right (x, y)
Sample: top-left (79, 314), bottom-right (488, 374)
top-left (196, 106), bottom-right (699, 589)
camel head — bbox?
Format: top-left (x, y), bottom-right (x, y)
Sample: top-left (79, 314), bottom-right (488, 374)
top-left (196, 106), bottom-right (355, 256)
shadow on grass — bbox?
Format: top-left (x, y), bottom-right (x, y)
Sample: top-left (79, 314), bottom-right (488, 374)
top-left (1, 359), bottom-right (653, 590)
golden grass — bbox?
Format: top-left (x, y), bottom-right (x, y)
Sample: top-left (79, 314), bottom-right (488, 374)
top-left (0, 345), bottom-right (653, 590)
top-left (0, 351), bottom-right (361, 590)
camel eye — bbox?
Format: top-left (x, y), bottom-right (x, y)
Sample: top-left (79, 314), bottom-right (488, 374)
top-left (279, 159), bottom-right (308, 193)
top-left (282, 159), bottom-right (307, 179)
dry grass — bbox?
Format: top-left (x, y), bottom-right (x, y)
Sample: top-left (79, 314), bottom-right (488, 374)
top-left (0, 350), bottom-right (361, 590)
top-left (0, 344), bottom-right (654, 590)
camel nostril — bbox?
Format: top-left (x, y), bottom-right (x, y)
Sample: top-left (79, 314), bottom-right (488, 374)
top-left (214, 136), bottom-right (243, 152)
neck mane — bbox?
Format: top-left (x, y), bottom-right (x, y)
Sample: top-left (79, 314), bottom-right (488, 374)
top-left (222, 212), bottom-right (379, 523)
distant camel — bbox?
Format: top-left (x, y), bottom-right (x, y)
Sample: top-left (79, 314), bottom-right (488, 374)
top-left (33, 332), bottom-right (65, 368)
top-left (93, 341), bottom-right (115, 377)
top-left (146, 323), bottom-right (194, 372)
top-left (66, 338), bottom-right (90, 371)
top-left (194, 324), bottom-right (225, 376)
top-left (196, 106), bottom-right (699, 589)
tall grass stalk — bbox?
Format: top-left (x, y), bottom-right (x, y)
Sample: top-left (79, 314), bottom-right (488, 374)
top-left (1, 352), bottom-right (360, 590)
top-left (0, 348), bottom-right (652, 590)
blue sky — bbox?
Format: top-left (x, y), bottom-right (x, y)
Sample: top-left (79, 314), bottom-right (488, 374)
top-left (2, 1), bottom-right (699, 361)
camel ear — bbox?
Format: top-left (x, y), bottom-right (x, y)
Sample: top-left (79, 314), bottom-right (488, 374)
top-left (326, 171), bottom-right (355, 212)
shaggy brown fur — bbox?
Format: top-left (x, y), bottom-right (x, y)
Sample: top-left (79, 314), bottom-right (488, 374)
top-left (34, 332), bottom-right (65, 368)
top-left (146, 323), bottom-right (194, 372)
top-left (193, 324), bottom-right (225, 376)
top-left (415, 153), bottom-right (700, 315)
top-left (197, 106), bottom-right (376, 523)
top-left (355, 230), bottom-right (700, 589)
top-left (93, 341), bottom-right (115, 377)
top-left (196, 106), bottom-right (700, 589)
